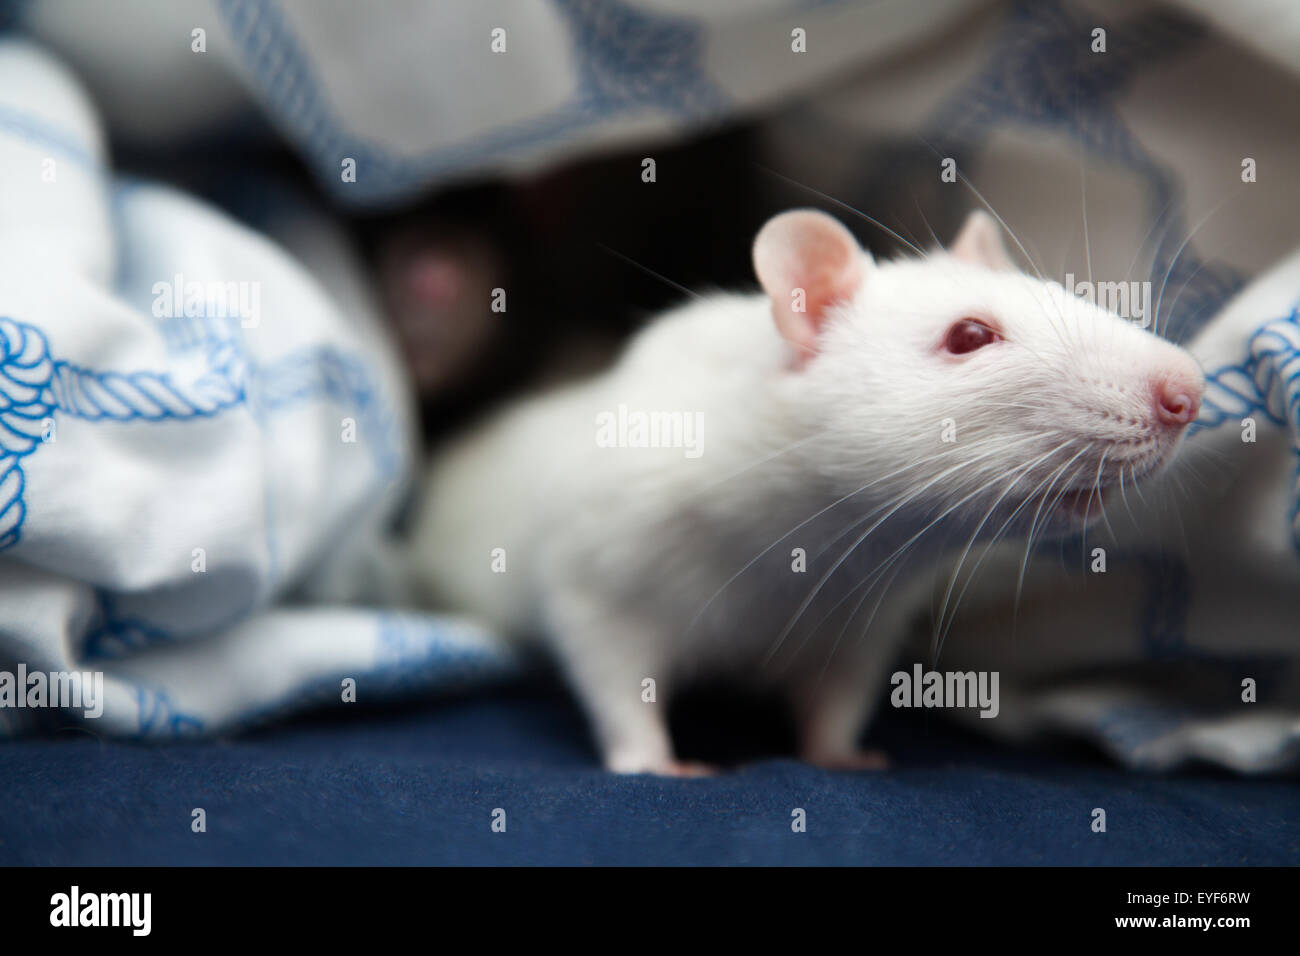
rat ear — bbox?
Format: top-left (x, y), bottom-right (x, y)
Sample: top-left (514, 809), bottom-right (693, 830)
top-left (951, 210), bottom-right (1015, 271)
top-left (753, 209), bottom-right (868, 363)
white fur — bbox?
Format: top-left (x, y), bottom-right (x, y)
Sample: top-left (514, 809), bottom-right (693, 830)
top-left (409, 211), bottom-right (1204, 774)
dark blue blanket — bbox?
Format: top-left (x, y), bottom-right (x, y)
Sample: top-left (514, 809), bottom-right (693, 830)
top-left (2, 684), bottom-right (1296, 865)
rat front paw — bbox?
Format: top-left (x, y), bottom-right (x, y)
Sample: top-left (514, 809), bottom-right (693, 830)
top-left (607, 754), bottom-right (718, 777)
top-left (658, 760), bottom-right (718, 778)
top-left (802, 748), bottom-right (891, 772)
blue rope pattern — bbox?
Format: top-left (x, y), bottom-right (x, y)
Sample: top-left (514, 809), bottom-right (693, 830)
top-left (0, 315), bottom-right (401, 551)
top-left (1196, 304), bottom-right (1300, 551)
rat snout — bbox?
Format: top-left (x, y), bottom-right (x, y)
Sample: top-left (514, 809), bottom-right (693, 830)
top-left (1152, 365), bottom-right (1204, 429)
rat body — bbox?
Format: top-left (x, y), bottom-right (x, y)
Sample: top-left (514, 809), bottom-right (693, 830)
top-left (410, 209), bottom-right (1204, 775)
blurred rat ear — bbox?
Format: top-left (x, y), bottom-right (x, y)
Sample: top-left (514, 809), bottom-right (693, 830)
top-left (753, 209), bottom-right (869, 364)
top-left (950, 210), bottom-right (1015, 271)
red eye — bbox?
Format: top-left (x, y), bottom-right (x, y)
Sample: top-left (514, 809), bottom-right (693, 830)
top-left (944, 318), bottom-right (1000, 354)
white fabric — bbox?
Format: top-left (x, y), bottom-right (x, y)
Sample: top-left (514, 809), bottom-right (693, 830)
top-left (0, 40), bottom-right (517, 737)
top-left (19, 0), bottom-right (984, 205)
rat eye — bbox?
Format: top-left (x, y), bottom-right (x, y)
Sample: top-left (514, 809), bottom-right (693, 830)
top-left (943, 318), bottom-right (1001, 355)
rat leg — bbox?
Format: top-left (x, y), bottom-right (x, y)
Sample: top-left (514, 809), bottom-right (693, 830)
top-left (547, 593), bottom-right (712, 777)
top-left (792, 641), bottom-right (898, 771)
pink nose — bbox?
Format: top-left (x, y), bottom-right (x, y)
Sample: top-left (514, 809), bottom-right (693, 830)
top-left (1154, 375), bottom-right (1202, 428)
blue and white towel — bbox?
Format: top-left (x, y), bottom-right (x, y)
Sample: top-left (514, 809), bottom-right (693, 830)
top-left (13, 0), bottom-right (983, 206)
top-left (0, 40), bottom-right (520, 738)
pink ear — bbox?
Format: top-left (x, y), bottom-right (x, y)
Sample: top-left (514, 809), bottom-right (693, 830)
top-left (950, 210), bottom-right (1015, 270)
top-left (753, 209), bottom-right (867, 363)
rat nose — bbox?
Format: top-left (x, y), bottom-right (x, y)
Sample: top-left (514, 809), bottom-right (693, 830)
top-left (1153, 373), bottom-right (1202, 428)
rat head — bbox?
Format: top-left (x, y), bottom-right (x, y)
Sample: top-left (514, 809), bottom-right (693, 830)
top-left (753, 208), bottom-right (1205, 526)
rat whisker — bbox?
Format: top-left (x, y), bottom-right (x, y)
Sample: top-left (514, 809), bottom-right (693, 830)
top-left (915, 136), bottom-right (1045, 281)
top-left (1077, 448), bottom-right (1111, 576)
top-left (1168, 445), bottom-right (1227, 492)
top-left (1117, 464), bottom-right (1139, 528)
top-left (753, 163), bottom-right (927, 258)
top-left (784, 529), bottom-right (914, 673)
top-left (937, 443), bottom-right (1086, 655)
top-left (1041, 459), bottom-right (1090, 536)
top-left (1163, 471), bottom-right (1196, 561)
top-left (891, 212), bottom-right (928, 259)
top-left (694, 427), bottom-right (831, 493)
top-left (596, 242), bottom-right (704, 301)
top-left (815, 560), bottom-right (908, 690)
top-left (810, 432), bottom-right (1059, 562)
top-left (763, 443), bottom-right (1053, 666)
top-left (1122, 193), bottom-right (1177, 284)
top-left (816, 439), bottom-right (1073, 661)
top-left (1080, 160), bottom-right (1093, 290)
top-left (909, 187), bottom-right (944, 250)
top-left (1130, 462), bottom-right (1153, 509)
top-left (1152, 197), bottom-right (1228, 339)
top-left (1161, 258), bottom-right (1211, 344)
top-left (807, 435), bottom-right (1067, 628)
top-left (684, 437), bottom-right (1031, 641)
top-left (1019, 449), bottom-right (1093, 582)
top-left (933, 456), bottom-right (1060, 652)
top-left (939, 443), bottom-right (1079, 622)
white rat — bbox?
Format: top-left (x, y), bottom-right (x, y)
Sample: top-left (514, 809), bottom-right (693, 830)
top-left (409, 209), bottom-right (1204, 775)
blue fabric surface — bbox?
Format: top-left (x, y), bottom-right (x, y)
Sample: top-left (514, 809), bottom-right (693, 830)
top-left (1, 686), bottom-right (1296, 866)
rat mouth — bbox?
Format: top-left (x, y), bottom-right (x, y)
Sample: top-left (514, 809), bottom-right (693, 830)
top-left (1053, 454), bottom-right (1163, 527)
top-left (989, 481), bottom-right (1110, 534)
top-left (1057, 485), bottom-right (1109, 525)
top-left (1042, 432), bottom-right (1181, 528)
